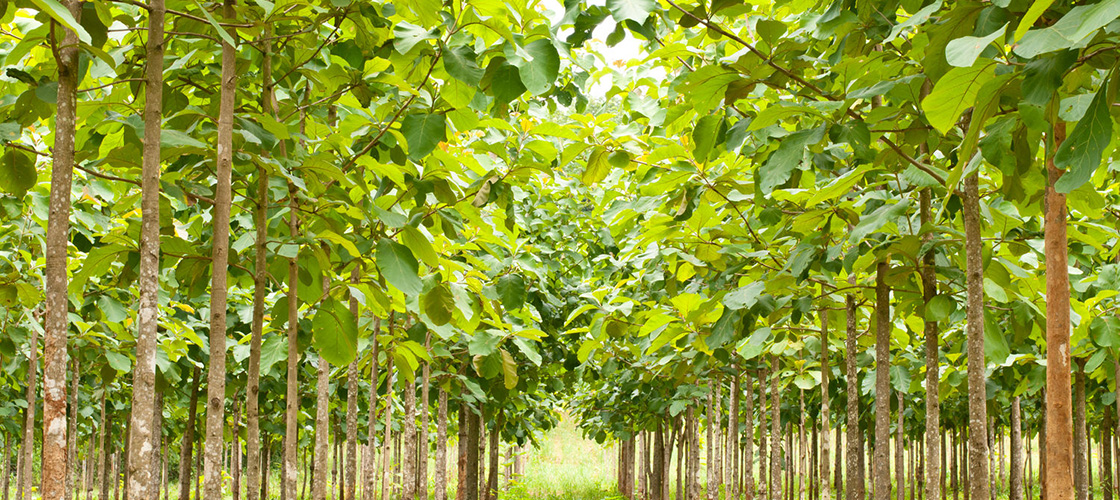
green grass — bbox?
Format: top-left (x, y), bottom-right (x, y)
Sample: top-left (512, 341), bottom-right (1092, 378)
top-left (505, 415), bottom-right (622, 500)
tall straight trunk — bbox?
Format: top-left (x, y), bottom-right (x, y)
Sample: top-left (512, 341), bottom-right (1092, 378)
top-left (962, 172), bottom-right (991, 500)
top-left (638, 431), bottom-right (648, 499)
top-left (730, 373), bottom-right (741, 500)
top-left (835, 424), bottom-right (843, 496)
top-left (3, 434), bottom-right (12, 500)
top-left (203, 3), bottom-right (238, 500)
top-left (68, 359), bottom-right (80, 500)
top-left (462, 409), bottom-right (479, 500)
top-left (745, 370), bottom-right (755, 500)
top-left (475, 423), bottom-right (484, 500)
top-left (1026, 429), bottom-right (1033, 499)
top-left (897, 394), bottom-right (905, 500)
top-left (484, 414), bottom-right (500, 500)
top-left (845, 286), bottom-right (862, 500)
top-left (1044, 121), bottom-right (1073, 500)
top-left (42, 2), bottom-right (82, 499)
top-left (418, 336), bottom-right (431, 500)
top-left (919, 187), bottom-right (942, 500)
top-left (99, 390), bottom-right (110, 500)
top-left (771, 356), bottom-right (782, 500)
top-left (687, 407), bottom-right (701, 500)
top-left (456, 405), bottom-right (467, 500)
top-left (1074, 360), bottom-right (1088, 500)
top-left (248, 33), bottom-right (278, 500)
top-left (652, 423), bottom-right (665, 500)
top-left (434, 390), bottom-right (447, 500)
top-left (1010, 398), bottom-right (1023, 500)
top-left (283, 182), bottom-right (301, 500)
top-left (676, 423), bottom-right (684, 500)
top-left (313, 354), bottom-right (330, 500)
top-left (760, 368), bottom-right (769, 500)
top-left (125, 0), bottom-right (165, 497)
top-left (153, 394), bottom-right (164, 500)
top-left (402, 367), bottom-right (417, 500)
top-left (233, 400), bottom-right (241, 500)
top-left (1103, 410), bottom-right (1113, 500)
top-left (179, 366), bottom-right (202, 500)
top-left (874, 260), bottom-right (891, 500)
top-left (263, 440), bottom-right (271, 500)
top-left (799, 391), bottom-right (806, 500)
top-left (708, 388), bottom-right (717, 500)
top-left (363, 324), bottom-right (381, 500)
top-left (20, 310), bottom-right (40, 500)
top-left (344, 276), bottom-right (360, 500)
top-left (379, 354), bottom-right (395, 500)
top-left (821, 301), bottom-right (832, 500)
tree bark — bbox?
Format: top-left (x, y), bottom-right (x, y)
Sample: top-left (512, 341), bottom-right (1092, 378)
top-left (434, 390), bottom-right (448, 500)
top-left (283, 182), bottom-right (301, 500)
top-left (799, 390), bottom-right (807, 500)
top-left (897, 393), bottom-right (905, 500)
top-left (745, 370), bottom-right (755, 500)
top-left (771, 356), bottom-right (782, 500)
top-left (402, 366), bottom-right (417, 500)
top-left (98, 389), bottom-right (110, 500)
top-left (152, 393), bottom-right (164, 500)
top-left (179, 367), bottom-right (202, 500)
top-left (708, 387), bottom-right (718, 500)
top-left (462, 408), bottom-right (479, 500)
top-left (730, 373), bottom-right (741, 500)
top-left (313, 354), bottom-right (330, 500)
top-left (820, 301), bottom-right (831, 500)
top-left (652, 422), bottom-right (665, 500)
top-left (687, 407), bottom-right (700, 500)
top-left (345, 271), bottom-right (360, 500)
top-left (1103, 409), bottom-right (1113, 500)
top-left (918, 186), bottom-right (942, 500)
top-left (68, 359), bottom-right (79, 500)
top-left (760, 368), bottom-right (769, 500)
top-left (379, 354), bottom-right (395, 500)
top-left (845, 285), bottom-right (862, 500)
top-left (1044, 121), bottom-right (1073, 500)
top-left (962, 172), bottom-right (991, 500)
top-left (1074, 359), bottom-right (1088, 500)
top-left (1010, 397), bottom-right (1022, 500)
top-left (418, 336), bottom-right (431, 500)
top-left (874, 260), bottom-right (892, 500)
top-left (363, 322), bottom-right (380, 500)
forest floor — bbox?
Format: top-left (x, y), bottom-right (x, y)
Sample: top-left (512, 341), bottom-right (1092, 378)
top-left (505, 413), bottom-right (621, 500)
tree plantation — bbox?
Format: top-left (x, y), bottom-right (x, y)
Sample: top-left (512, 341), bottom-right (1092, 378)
top-left (2, 0), bottom-right (1120, 499)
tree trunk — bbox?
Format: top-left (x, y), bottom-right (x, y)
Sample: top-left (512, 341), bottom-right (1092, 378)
top-left (345, 319), bottom-right (358, 500)
top-left (874, 260), bottom-right (892, 500)
top-left (897, 394), bottom-right (905, 500)
top-left (151, 393), bottom-right (164, 500)
top-left (1044, 121), bottom-right (1073, 500)
top-left (363, 323), bottom-right (381, 500)
top-left (380, 354), bottom-right (395, 500)
top-left (402, 365), bottom-right (417, 500)
top-left (652, 423), bottom-right (665, 500)
top-left (233, 399), bottom-right (241, 500)
top-left (434, 390), bottom-right (447, 500)
top-left (1010, 397), bottom-right (1022, 500)
top-left (67, 359), bottom-right (79, 500)
top-left (919, 187), bottom-right (942, 500)
top-left (418, 338), bottom-right (430, 500)
top-left (179, 367), bottom-right (202, 500)
top-left (799, 390), bottom-right (806, 500)
top-left (835, 424), bottom-right (843, 496)
top-left (1103, 409), bottom-right (1113, 500)
top-left (760, 368), bottom-right (769, 500)
top-left (771, 356), bottom-right (783, 500)
top-left (730, 373), bottom-right (741, 500)
top-left (708, 388), bottom-right (717, 500)
top-left (313, 355), bottom-right (331, 500)
top-left (1074, 359), bottom-right (1088, 500)
top-left (98, 390), bottom-right (110, 500)
top-left (845, 286), bottom-right (862, 500)
top-left (745, 370), bottom-right (755, 500)
top-left (820, 300), bottom-right (831, 500)
top-left (283, 182), bottom-right (301, 500)
top-left (962, 172), bottom-right (991, 500)
top-left (461, 408), bottom-right (479, 500)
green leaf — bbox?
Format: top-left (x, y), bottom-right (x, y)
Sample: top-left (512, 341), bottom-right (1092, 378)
top-left (29, 0), bottom-right (91, 44)
top-left (192, 0), bottom-right (237, 47)
top-left (945, 23), bottom-right (1006, 68)
top-left (508, 39), bottom-right (560, 95)
top-left (808, 169), bottom-right (864, 205)
top-left (512, 337), bottom-right (541, 366)
top-left (161, 129), bottom-right (208, 150)
top-left (1090, 316), bottom-right (1120, 347)
top-left (105, 351), bottom-right (132, 373)
top-left (925, 294), bottom-right (955, 321)
top-left (0, 149), bottom-right (36, 196)
top-left (393, 21), bottom-right (435, 54)
top-left (1054, 77), bottom-right (1113, 194)
top-left (582, 146), bottom-right (611, 185)
top-left (376, 238), bottom-right (422, 296)
top-left (606, 0), bottom-right (654, 22)
top-left (1014, 0), bottom-right (1120, 57)
top-left (500, 349), bottom-right (518, 389)
top-left (422, 283), bottom-right (455, 326)
top-left (443, 45), bottom-right (484, 85)
top-left (313, 298), bottom-right (359, 366)
top-left (793, 372), bottom-right (817, 390)
top-left (669, 400), bottom-right (688, 417)
top-left (69, 244), bottom-right (127, 296)
top-left (847, 200), bottom-right (912, 245)
top-left (1014, 0), bottom-right (1055, 41)
top-left (722, 282), bottom-right (765, 310)
top-left (401, 113), bottom-right (446, 161)
top-left (759, 126), bottom-right (824, 192)
top-left (490, 63), bottom-right (527, 104)
top-left (921, 61), bottom-right (997, 134)
top-left (496, 274), bottom-right (526, 311)
top-left (399, 226), bottom-right (439, 268)
top-left (737, 327), bottom-right (771, 360)
top-left (984, 310), bottom-right (1011, 365)
top-left (692, 115), bottom-right (724, 163)
top-left (747, 104), bottom-right (820, 131)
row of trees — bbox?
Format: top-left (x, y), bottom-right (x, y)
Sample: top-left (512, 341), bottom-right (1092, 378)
top-left (1, 0), bottom-right (1120, 500)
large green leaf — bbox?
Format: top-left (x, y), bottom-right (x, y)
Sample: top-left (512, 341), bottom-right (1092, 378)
top-left (607, 0), bottom-right (654, 22)
top-left (393, 21), bottom-right (435, 54)
top-left (921, 61), bottom-right (996, 133)
top-left (30, 0), bottom-right (91, 44)
top-left (422, 283), bottom-right (455, 326)
top-left (508, 39), bottom-right (560, 95)
top-left (500, 349), bottom-right (518, 389)
top-left (401, 113), bottom-right (446, 161)
top-left (759, 126), bottom-right (824, 192)
top-left (945, 23), bottom-right (1006, 68)
top-left (722, 282), bottom-right (765, 310)
top-left (496, 274), bottom-right (526, 311)
top-left (376, 238), bottom-right (422, 296)
top-left (1014, 0), bottom-right (1120, 58)
top-left (443, 45), bottom-right (484, 85)
top-left (1054, 77), bottom-right (1113, 193)
top-left (847, 200), bottom-right (912, 245)
top-left (490, 63), bottom-right (526, 103)
top-left (582, 146), bottom-right (611, 185)
top-left (691, 115), bottom-right (724, 163)
top-left (313, 298), bottom-right (359, 366)
top-left (69, 244), bottom-right (128, 296)
top-left (0, 149), bottom-right (36, 196)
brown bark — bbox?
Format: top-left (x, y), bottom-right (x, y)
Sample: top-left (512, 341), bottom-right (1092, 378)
top-left (845, 286), bottom-right (862, 500)
top-left (835, 424), bottom-right (843, 496)
top-left (1074, 359), bottom-right (1087, 500)
top-left (42, 2), bottom-right (82, 499)
top-left (771, 356), bottom-right (782, 500)
top-left (456, 404), bottom-right (468, 500)
top-left (68, 359), bottom-right (79, 500)
top-left (652, 422), bottom-right (665, 500)
top-left (363, 322), bottom-right (380, 500)
top-left (745, 370), bottom-right (755, 500)
top-left (874, 260), bottom-right (891, 500)
top-left (203, 3), bottom-right (237, 500)
top-left (418, 336), bottom-right (431, 500)
top-left (484, 414), bottom-right (501, 500)
top-left (98, 389), bottom-right (109, 500)
top-left (799, 390), bottom-right (806, 500)
top-left (1104, 409), bottom-right (1113, 500)
top-left (152, 393), bottom-right (164, 500)
top-left (313, 353), bottom-right (330, 500)
top-left (179, 366), bottom-right (201, 500)
top-left (345, 272), bottom-right (360, 500)
top-left (1010, 397), bottom-right (1023, 500)
top-left (730, 373), bottom-right (741, 500)
top-left (462, 407), bottom-right (479, 500)
top-left (1044, 121), bottom-right (1073, 500)
top-left (434, 390), bottom-right (448, 500)
top-left (760, 368), bottom-right (768, 499)
top-left (962, 172), bottom-right (991, 500)
top-left (897, 393), bottom-right (905, 500)
top-left (248, 39), bottom-right (273, 500)
top-left (283, 182), bottom-right (300, 500)
top-left (379, 354), bottom-right (395, 500)
top-left (638, 431), bottom-right (648, 498)
top-left (687, 407), bottom-right (700, 500)
top-left (402, 366), bottom-right (417, 500)
top-left (821, 301), bottom-right (831, 500)
top-left (707, 387), bottom-right (718, 500)
top-left (919, 186), bottom-right (942, 500)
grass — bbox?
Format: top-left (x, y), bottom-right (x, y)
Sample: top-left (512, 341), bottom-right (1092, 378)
top-left (504, 414), bottom-right (622, 500)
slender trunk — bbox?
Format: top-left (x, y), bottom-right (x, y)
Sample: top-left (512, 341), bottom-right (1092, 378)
top-left (434, 390), bottom-right (448, 500)
top-left (708, 388), bottom-right (717, 500)
top-left (835, 424), bottom-right (843, 496)
top-left (845, 286), bottom-right (862, 500)
top-left (874, 260), bottom-right (891, 500)
top-left (676, 423), bottom-right (684, 500)
top-left (98, 390), bottom-right (110, 500)
top-left (402, 366), bottom-right (417, 500)
top-left (379, 354), bottom-right (395, 500)
top-left (897, 394), bottom-right (905, 500)
top-left (820, 300), bottom-right (831, 500)
top-left (760, 368), bottom-right (769, 500)
top-left (233, 399), bottom-right (241, 500)
top-left (652, 423), bottom-right (664, 500)
top-left (363, 324), bottom-right (381, 500)
top-left (462, 408), bottom-right (479, 500)
top-left (687, 407), bottom-right (700, 500)
top-left (918, 186), bottom-right (942, 500)
top-left (179, 367), bottom-right (202, 500)
top-left (1044, 121), bottom-right (1073, 500)
top-left (961, 172), bottom-right (991, 500)
top-left (639, 431), bottom-right (648, 499)
top-left (313, 274), bottom-right (332, 500)
top-left (150, 393), bottom-right (164, 500)
top-left (1103, 409), bottom-right (1113, 500)
top-left (745, 370), bottom-right (755, 500)
top-left (456, 405), bottom-right (466, 500)
top-left (1074, 359), bottom-right (1088, 500)
top-left (283, 182), bottom-right (301, 500)
top-left (1010, 398), bottom-right (1022, 500)
top-left (418, 337), bottom-right (430, 500)
top-left (771, 356), bottom-right (782, 500)
top-left (20, 314), bottom-right (40, 500)
top-left (345, 278), bottom-right (360, 500)
top-left (730, 373), bottom-right (741, 500)
top-left (485, 414), bottom-right (501, 500)
top-left (68, 359), bottom-right (80, 500)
